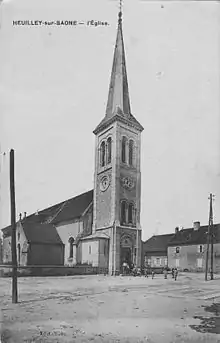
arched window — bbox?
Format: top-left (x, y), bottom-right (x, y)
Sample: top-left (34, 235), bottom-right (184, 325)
top-left (121, 201), bottom-right (127, 225)
top-left (68, 237), bottom-right (74, 258)
top-left (100, 141), bottom-right (106, 167)
top-left (107, 137), bottom-right (112, 164)
top-left (128, 203), bottom-right (134, 224)
top-left (121, 136), bottom-right (127, 163)
top-left (128, 140), bottom-right (134, 166)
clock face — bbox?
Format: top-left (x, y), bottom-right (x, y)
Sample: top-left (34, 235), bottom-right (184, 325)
top-left (100, 175), bottom-right (110, 192)
top-left (121, 176), bottom-right (135, 190)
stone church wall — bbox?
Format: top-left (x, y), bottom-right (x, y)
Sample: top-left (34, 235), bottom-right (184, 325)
top-left (55, 220), bottom-right (83, 265)
top-left (81, 240), bottom-right (99, 266)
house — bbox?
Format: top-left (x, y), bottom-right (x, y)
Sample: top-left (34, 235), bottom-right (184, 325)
top-left (167, 221), bottom-right (220, 273)
top-left (1, 10), bottom-right (144, 274)
top-left (142, 233), bottom-right (174, 269)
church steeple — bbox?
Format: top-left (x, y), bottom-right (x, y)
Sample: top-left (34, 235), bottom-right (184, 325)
top-left (105, 11), bottom-right (131, 118)
top-left (93, 9), bottom-right (144, 134)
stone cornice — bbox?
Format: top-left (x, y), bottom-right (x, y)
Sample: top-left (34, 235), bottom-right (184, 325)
top-left (93, 114), bottom-right (144, 135)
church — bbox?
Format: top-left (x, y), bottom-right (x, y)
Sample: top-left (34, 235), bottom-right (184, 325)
top-left (2, 10), bottom-right (144, 275)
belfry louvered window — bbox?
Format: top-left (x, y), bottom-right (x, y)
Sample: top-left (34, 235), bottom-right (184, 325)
top-left (100, 141), bottom-right (106, 167)
top-left (121, 201), bottom-right (127, 224)
top-left (121, 136), bottom-right (127, 163)
top-left (128, 203), bottom-right (134, 224)
top-left (128, 139), bottom-right (134, 166)
top-left (107, 137), bottom-right (112, 164)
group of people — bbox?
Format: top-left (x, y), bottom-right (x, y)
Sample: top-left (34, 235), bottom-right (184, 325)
top-left (122, 261), bottom-right (179, 281)
top-left (163, 267), bottom-right (178, 280)
top-left (122, 261), bottom-right (142, 276)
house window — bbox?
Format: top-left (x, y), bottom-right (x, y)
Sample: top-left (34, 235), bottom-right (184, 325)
top-left (121, 201), bottom-right (127, 225)
top-left (128, 139), bottom-right (134, 166)
top-left (68, 237), bottom-right (74, 258)
top-left (176, 247), bottom-right (180, 254)
top-left (107, 137), bottom-right (112, 164)
top-left (175, 258), bottom-right (180, 267)
top-left (164, 257), bottom-right (168, 266)
top-left (198, 245), bottom-right (204, 253)
top-left (128, 203), bottom-right (134, 224)
top-left (17, 232), bottom-right (20, 241)
top-left (197, 258), bottom-right (203, 268)
top-left (121, 136), bottom-right (127, 163)
top-left (156, 258), bottom-right (160, 266)
top-left (89, 245), bottom-right (91, 254)
top-left (100, 141), bottom-right (106, 167)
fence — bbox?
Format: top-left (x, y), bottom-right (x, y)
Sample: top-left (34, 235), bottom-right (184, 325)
top-left (0, 264), bottom-right (109, 277)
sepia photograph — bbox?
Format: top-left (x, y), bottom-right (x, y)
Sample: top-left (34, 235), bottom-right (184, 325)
top-left (0, 0), bottom-right (220, 342)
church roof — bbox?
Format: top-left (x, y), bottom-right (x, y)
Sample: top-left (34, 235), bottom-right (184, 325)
top-left (22, 222), bottom-right (63, 245)
top-left (51, 190), bottom-right (93, 224)
top-left (2, 190), bottom-right (93, 237)
top-left (93, 11), bottom-right (143, 134)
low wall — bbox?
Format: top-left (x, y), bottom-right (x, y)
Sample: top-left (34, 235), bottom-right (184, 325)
top-left (0, 265), bottom-right (108, 277)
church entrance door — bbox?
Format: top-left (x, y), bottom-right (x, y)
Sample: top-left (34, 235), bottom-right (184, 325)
top-left (121, 247), bottom-right (131, 267)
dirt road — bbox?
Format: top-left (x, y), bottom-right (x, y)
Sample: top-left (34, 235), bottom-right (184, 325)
top-left (1, 273), bottom-right (220, 342)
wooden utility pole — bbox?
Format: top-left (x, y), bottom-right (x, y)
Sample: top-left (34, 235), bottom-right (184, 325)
top-left (135, 209), bottom-right (138, 267)
top-left (205, 193), bottom-right (214, 281)
top-left (113, 221), bottom-right (117, 276)
top-left (210, 195), bottom-right (214, 280)
top-left (10, 149), bottom-right (18, 303)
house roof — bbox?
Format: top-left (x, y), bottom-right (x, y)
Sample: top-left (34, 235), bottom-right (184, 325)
top-left (142, 234), bottom-right (174, 253)
top-left (22, 222), bottom-right (63, 245)
top-left (2, 189), bottom-right (93, 238)
top-left (168, 224), bottom-right (220, 246)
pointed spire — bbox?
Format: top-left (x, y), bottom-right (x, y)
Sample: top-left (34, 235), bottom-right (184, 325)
top-left (93, 7), bottom-right (144, 135)
top-left (105, 9), bottom-right (131, 118)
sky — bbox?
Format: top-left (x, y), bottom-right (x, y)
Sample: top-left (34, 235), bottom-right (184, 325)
top-left (0, 0), bottom-right (219, 240)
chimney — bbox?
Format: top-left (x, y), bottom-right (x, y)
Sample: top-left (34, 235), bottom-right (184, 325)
top-left (24, 212), bottom-right (27, 219)
top-left (175, 227), bottom-right (179, 234)
top-left (193, 221), bottom-right (200, 231)
top-left (19, 213), bottom-right (22, 221)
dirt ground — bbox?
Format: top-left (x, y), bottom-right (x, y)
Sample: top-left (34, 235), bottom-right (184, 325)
top-left (1, 273), bottom-right (220, 343)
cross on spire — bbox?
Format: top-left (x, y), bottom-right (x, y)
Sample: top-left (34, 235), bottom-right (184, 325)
top-left (119, 0), bottom-right (122, 13)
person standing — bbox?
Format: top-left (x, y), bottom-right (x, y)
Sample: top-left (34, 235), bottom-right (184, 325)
top-left (174, 268), bottom-right (178, 281)
top-left (122, 261), bottom-right (127, 275)
top-left (163, 267), bottom-right (168, 279)
top-left (144, 267), bottom-right (148, 278)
